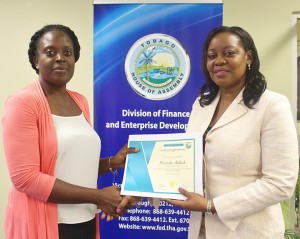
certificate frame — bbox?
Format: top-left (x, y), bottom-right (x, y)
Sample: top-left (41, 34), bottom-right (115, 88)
top-left (121, 132), bottom-right (203, 200)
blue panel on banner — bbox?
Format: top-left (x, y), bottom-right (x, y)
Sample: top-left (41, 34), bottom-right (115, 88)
top-left (94, 2), bottom-right (222, 239)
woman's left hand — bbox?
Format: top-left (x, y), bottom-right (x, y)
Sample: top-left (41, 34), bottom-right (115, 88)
top-left (111, 144), bottom-right (139, 169)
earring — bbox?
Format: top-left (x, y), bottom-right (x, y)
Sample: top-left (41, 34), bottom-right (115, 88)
top-left (247, 64), bottom-right (251, 70)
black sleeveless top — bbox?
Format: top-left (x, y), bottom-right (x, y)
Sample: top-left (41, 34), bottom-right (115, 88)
top-left (203, 126), bottom-right (212, 153)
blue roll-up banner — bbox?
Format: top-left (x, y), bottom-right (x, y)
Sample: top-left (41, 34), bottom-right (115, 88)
top-left (93, 1), bottom-right (223, 238)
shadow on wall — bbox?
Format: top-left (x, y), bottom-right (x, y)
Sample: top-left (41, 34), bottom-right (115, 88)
top-left (297, 57), bottom-right (300, 120)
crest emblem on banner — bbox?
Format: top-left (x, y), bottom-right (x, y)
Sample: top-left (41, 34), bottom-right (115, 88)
top-left (125, 34), bottom-right (190, 100)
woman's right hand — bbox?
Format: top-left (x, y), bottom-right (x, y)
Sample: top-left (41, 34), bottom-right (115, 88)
top-left (96, 185), bottom-right (122, 218)
top-left (99, 195), bottom-right (141, 220)
top-left (116, 195), bottom-right (141, 215)
top-left (162, 187), bottom-right (207, 212)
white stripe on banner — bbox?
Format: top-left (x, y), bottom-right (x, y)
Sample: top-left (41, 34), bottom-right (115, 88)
top-left (94, 0), bottom-right (222, 4)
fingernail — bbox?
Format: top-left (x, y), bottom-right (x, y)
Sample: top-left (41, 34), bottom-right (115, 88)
top-left (116, 208), bottom-right (121, 213)
top-left (178, 187), bottom-right (183, 192)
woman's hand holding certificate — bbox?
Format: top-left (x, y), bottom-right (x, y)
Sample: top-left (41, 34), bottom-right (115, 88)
top-left (121, 132), bottom-right (203, 200)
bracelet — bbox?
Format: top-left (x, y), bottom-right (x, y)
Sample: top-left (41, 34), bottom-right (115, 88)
top-left (108, 156), bottom-right (117, 173)
top-left (108, 156), bottom-right (118, 184)
top-left (206, 199), bottom-right (213, 215)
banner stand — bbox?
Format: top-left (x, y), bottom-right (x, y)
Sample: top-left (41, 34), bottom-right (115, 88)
top-left (93, 1), bottom-right (223, 238)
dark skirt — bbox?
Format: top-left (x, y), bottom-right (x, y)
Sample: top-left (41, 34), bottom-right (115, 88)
top-left (58, 217), bottom-right (96, 239)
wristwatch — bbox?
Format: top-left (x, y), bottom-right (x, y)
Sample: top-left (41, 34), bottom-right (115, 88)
top-left (206, 199), bottom-right (213, 215)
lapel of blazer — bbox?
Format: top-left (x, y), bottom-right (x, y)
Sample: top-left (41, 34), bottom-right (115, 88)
top-left (200, 93), bottom-right (220, 133)
top-left (212, 89), bottom-right (248, 130)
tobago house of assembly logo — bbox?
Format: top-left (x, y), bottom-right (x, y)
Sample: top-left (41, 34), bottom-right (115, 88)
top-left (125, 34), bottom-right (190, 100)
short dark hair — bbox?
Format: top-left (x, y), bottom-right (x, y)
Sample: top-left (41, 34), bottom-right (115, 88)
top-left (28, 24), bottom-right (81, 74)
top-left (199, 26), bottom-right (266, 108)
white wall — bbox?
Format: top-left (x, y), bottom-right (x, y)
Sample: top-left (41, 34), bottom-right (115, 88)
top-left (1, 0), bottom-right (300, 238)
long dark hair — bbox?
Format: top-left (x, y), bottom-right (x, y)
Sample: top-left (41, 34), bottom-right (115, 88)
top-left (28, 24), bottom-right (81, 74)
top-left (199, 26), bottom-right (266, 108)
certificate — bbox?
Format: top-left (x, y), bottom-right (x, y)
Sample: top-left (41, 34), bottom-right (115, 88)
top-left (121, 132), bottom-right (203, 200)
